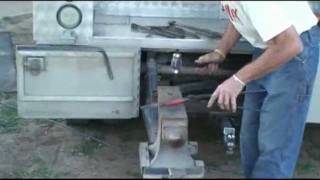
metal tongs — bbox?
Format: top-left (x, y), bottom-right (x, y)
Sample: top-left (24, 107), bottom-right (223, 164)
top-left (157, 90), bottom-right (267, 112)
top-left (159, 90), bottom-right (266, 107)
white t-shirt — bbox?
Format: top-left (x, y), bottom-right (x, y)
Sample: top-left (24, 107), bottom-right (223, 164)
top-left (220, 1), bottom-right (318, 49)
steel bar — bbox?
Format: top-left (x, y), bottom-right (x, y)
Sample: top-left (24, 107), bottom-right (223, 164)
top-left (157, 65), bottom-right (235, 77)
top-left (178, 80), bottom-right (219, 95)
top-left (141, 53), bottom-right (160, 144)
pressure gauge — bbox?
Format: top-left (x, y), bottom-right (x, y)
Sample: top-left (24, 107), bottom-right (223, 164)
top-left (56, 4), bottom-right (82, 29)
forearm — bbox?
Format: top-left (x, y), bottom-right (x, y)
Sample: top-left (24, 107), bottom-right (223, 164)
top-left (236, 27), bottom-right (303, 83)
top-left (217, 22), bottom-right (241, 55)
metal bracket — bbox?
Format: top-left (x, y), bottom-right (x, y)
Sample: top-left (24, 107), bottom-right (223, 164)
top-left (60, 30), bottom-right (78, 43)
top-left (223, 127), bottom-right (236, 155)
top-left (170, 51), bottom-right (182, 74)
top-left (220, 117), bottom-right (236, 155)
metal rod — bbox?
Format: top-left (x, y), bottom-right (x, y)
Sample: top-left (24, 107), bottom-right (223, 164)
top-left (209, 111), bottom-right (241, 117)
top-left (157, 65), bottom-right (235, 77)
top-left (187, 90), bottom-right (267, 100)
top-left (178, 80), bottom-right (219, 95)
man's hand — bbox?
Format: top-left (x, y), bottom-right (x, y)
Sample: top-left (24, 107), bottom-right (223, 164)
top-left (195, 51), bottom-right (224, 75)
top-left (194, 22), bottom-right (241, 75)
top-left (207, 75), bottom-right (245, 112)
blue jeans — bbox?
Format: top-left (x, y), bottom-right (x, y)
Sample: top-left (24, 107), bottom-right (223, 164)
top-left (240, 25), bottom-right (320, 178)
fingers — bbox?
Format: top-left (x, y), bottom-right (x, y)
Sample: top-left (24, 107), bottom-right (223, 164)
top-left (209, 87), bottom-right (236, 112)
top-left (207, 89), bottom-right (218, 108)
top-left (195, 67), bottom-right (209, 75)
top-left (195, 53), bottom-right (220, 75)
top-left (217, 91), bottom-right (225, 110)
top-left (207, 76), bottom-right (243, 112)
top-left (208, 64), bottom-right (218, 75)
top-left (231, 95), bottom-right (237, 112)
top-left (195, 51), bottom-right (223, 65)
top-left (223, 93), bottom-right (230, 111)
top-left (195, 54), bottom-right (211, 64)
top-left (195, 64), bottom-right (219, 75)
top-left (218, 92), bottom-right (231, 111)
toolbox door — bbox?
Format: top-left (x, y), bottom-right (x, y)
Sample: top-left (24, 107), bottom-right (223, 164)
top-left (17, 45), bottom-right (139, 102)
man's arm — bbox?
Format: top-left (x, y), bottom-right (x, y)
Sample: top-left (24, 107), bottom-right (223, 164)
top-left (235, 25), bottom-right (303, 84)
top-left (207, 25), bottom-right (303, 112)
top-left (195, 22), bottom-right (241, 74)
top-left (216, 22), bottom-right (242, 56)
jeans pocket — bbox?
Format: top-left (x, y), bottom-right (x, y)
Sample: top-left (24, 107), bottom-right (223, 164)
top-left (296, 30), bottom-right (312, 63)
top-left (297, 81), bottom-right (308, 104)
top-left (295, 49), bottom-right (308, 63)
top-left (296, 63), bottom-right (308, 103)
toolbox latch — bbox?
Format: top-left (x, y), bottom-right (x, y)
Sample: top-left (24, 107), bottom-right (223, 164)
top-left (24, 56), bottom-right (46, 75)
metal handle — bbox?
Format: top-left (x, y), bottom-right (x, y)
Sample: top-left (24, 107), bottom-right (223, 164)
top-left (19, 45), bottom-right (114, 80)
top-left (99, 49), bottom-right (114, 80)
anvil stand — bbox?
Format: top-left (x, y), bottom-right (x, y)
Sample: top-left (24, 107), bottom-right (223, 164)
top-left (139, 86), bottom-right (205, 179)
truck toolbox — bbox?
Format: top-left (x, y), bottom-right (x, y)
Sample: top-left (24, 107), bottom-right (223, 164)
top-left (16, 45), bottom-right (140, 119)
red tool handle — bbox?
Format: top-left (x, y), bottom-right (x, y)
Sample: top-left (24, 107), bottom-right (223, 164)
top-left (159, 98), bottom-right (187, 107)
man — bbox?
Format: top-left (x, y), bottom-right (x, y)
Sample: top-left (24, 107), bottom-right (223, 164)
top-left (195, 1), bottom-right (320, 178)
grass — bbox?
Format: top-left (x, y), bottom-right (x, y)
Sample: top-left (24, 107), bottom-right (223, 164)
top-left (307, 148), bottom-right (320, 161)
top-left (224, 152), bottom-right (240, 162)
top-left (111, 119), bottom-right (146, 142)
top-left (205, 161), bottom-right (220, 170)
top-left (119, 128), bottom-right (145, 142)
top-left (0, 93), bottom-right (23, 134)
top-left (0, 105), bottom-right (22, 134)
top-left (11, 158), bottom-right (67, 178)
top-left (125, 170), bottom-right (141, 178)
top-left (295, 160), bottom-right (317, 176)
top-left (71, 139), bottom-right (102, 156)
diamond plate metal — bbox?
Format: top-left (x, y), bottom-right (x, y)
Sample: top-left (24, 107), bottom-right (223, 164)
top-left (95, 1), bottom-right (227, 19)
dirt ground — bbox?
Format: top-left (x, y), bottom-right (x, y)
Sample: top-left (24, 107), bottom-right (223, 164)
top-left (0, 14), bottom-right (320, 179)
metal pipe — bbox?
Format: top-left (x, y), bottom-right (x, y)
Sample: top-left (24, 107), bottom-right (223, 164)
top-left (146, 53), bottom-right (158, 104)
top-left (141, 53), bottom-right (160, 144)
top-left (157, 65), bottom-right (235, 77)
top-left (178, 80), bottom-right (219, 95)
